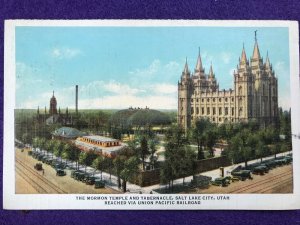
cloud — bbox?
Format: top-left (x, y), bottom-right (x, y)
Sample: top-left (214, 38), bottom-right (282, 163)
top-left (50, 47), bottom-right (81, 59)
top-left (77, 80), bottom-right (177, 109)
top-left (129, 59), bottom-right (161, 78)
top-left (274, 61), bottom-right (285, 74)
top-left (16, 62), bottom-right (43, 89)
top-left (229, 68), bottom-right (236, 76)
top-left (78, 80), bottom-right (145, 97)
top-left (17, 60), bottom-right (181, 110)
top-left (220, 52), bottom-right (232, 64)
top-left (128, 60), bottom-right (181, 85)
top-left (76, 80), bottom-right (177, 109)
top-left (152, 83), bottom-right (177, 94)
top-left (18, 79), bottom-right (178, 110)
top-left (78, 95), bottom-right (177, 110)
top-left (105, 81), bottom-right (145, 95)
top-left (200, 51), bottom-right (214, 68)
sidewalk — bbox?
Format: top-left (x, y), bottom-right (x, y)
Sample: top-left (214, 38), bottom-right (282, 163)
top-left (33, 147), bottom-right (291, 194)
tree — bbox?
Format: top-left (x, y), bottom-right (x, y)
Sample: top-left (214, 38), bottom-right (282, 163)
top-left (45, 139), bottom-right (56, 159)
top-left (113, 145), bottom-right (135, 188)
top-left (179, 147), bottom-right (197, 185)
top-left (21, 133), bottom-right (32, 145)
top-left (38, 137), bottom-right (46, 155)
top-left (92, 155), bottom-right (105, 180)
top-left (62, 143), bottom-right (71, 164)
top-left (263, 126), bottom-right (277, 145)
top-left (160, 158), bottom-right (173, 190)
top-left (280, 143), bottom-right (289, 154)
top-left (53, 140), bottom-right (64, 162)
top-left (32, 137), bottom-right (39, 151)
top-left (103, 157), bottom-right (113, 181)
top-left (205, 127), bottom-right (218, 157)
top-left (279, 108), bottom-right (291, 139)
top-left (113, 155), bottom-right (126, 189)
top-left (68, 144), bottom-right (81, 170)
top-left (246, 133), bottom-right (259, 158)
top-left (191, 118), bottom-right (210, 160)
top-left (242, 146), bottom-right (252, 167)
top-left (79, 150), bottom-right (97, 173)
top-left (248, 119), bottom-right (260, 132)
top-left (120, 156), bottom-right (140, 192)
top-left (140, 136), bottom-right (150, 171)
top-left (149, 140), bottom-right (158, 169)
top-left (228, 135), bottom-right (243, 164)
top-left (161, 125), bottom-right (189, 192)
top-left (111, 128), bottom-right (122, 140)
top-left (256, 141), bottom-right (266, 163)
top-left (127, 140), bottom-right (139, 156)
top-left (270, 143), bottom-right (281, 159)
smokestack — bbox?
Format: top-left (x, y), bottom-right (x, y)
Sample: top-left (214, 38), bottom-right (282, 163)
top-left (75, 85), bottom-right (78, 115)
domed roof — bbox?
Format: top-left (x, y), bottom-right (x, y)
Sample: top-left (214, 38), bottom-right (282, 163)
top-left (110, 108), bottom-right (171, 127)
top-left (53, 127), bottom-right (84, 138)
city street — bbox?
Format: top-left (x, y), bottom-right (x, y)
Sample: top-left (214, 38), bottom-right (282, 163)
top-left (16, 147), bottom-right (292, 194)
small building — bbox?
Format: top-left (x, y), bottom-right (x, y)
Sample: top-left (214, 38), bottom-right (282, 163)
top-left (52, 127), bottom-right (84, 140)
top-left (75, 135), bottom-right (126, 158)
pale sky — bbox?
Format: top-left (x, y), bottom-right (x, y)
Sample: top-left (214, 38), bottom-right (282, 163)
top-left (15, 26), bottom-right (290, 110)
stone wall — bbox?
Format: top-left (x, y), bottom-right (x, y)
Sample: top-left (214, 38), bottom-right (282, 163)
top-left (195, 156), bottom-right (231, 174)
top-left (135, 156), bottom-right (231, 187)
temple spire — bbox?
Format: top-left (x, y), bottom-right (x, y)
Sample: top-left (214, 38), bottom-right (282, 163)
top-left (181, 57), bottom-right (190, 80)
top-left (265, 51), bottom-right (271, 69)
top-left (195, 47), bottom-right (203, 72)
top-left (241, 43), bottom-right (247, 63)
top-left (52, 90), bottom-right (54, 97)
top-left (209, 62), bottom-right (214, 78)
top-left (183, 57), bottom-right (189, 74)
top-left (252, 30), bottom-right (261, 59)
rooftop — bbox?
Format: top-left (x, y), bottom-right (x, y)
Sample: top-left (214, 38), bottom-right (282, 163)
top-left (75, 137), bottom-right (126, 157)
top-left (53, 127), bottom-right (84, 138)
top-left (82, 135), bottom-right (119, 142)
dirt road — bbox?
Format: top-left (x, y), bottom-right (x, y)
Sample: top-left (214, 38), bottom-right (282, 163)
top-left (15, 148), bottom-right (120, 194)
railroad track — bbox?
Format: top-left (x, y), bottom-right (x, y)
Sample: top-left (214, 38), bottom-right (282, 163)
top-left (15, 157), bottom-right (67, 194)
top-left (254, 177), bottom-right (292, 193)
top-left (228, 167), bottom-right (292, 193)
top-left (16, 165), bottom-right (48, 193)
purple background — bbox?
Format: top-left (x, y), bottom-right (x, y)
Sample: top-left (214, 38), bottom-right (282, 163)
top-left (1, 0), bottom-right (300, 224)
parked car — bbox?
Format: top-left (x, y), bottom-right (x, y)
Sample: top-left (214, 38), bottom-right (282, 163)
top-left (95, 179), bottom-right (105, 188)
top-left (74, 171), bottom-right (85, 181)
top-left (56, 169), bottom-right (66, 176)
top-left (34, 163), bottom-right (43, 171)
top-left (37, 154), bottom-right (44, 161)
top-left (45, 158), bottom-right (53, 165)
top-left (86, 176), bottom-right (96, 185)
top-left (231, 170), bottom-right (252, 181)
top-left (211, 177), bottom-right (230, 187)
top-left (252, 166), bottom-right (266, 175)
top-left (262, 160), bottom-right (277, 169)
top-left (71, 170), bottom-right (78, 178)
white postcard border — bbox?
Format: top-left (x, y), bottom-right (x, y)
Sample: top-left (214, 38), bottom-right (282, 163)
top-left (3, 19), bottom-right (300, 210)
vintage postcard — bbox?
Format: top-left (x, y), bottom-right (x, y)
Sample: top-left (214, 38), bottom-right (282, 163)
top-left (3, 20), bottom-right (300, 210)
